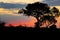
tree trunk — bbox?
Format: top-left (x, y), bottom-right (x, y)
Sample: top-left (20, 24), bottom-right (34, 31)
top-left (35, 17), bottom-right (40, 28)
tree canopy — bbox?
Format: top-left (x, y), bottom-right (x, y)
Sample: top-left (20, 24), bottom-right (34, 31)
top-left (18, 2), bottom-right (60, 28)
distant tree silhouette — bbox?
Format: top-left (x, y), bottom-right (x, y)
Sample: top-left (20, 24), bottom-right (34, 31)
top-left (9, 24), bottom-right (14, 27)
top-left (0, 21), bottom-right (5, 26)
top-left (0, 22), bottom-right (6, 29)
top-left (18, 2), bottom-right (50, 28)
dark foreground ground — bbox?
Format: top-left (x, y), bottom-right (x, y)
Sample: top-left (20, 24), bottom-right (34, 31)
top-left (0, 26), bottom-right (60, 32)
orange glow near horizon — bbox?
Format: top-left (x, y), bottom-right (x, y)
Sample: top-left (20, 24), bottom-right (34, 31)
top-left (4, 16), bottom-right (37, 28)
top-left (5, 20), bottom-right (36, 28)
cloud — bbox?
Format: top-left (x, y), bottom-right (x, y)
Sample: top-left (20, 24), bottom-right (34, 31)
top-left (0, 2), bottom-right (26, 8)
top-left (0, 0), bottom-right (43, 4)
top-left (44, 0), bottom-right (60, 6)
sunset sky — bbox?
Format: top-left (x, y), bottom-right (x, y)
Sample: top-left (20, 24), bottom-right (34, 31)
top-left (0, 0), bottom-right (60, 28)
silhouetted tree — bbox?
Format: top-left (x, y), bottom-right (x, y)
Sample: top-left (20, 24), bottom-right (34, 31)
top-left (18, 2), bottom-right (50, 28)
